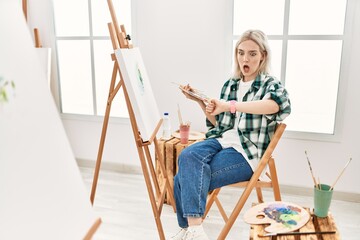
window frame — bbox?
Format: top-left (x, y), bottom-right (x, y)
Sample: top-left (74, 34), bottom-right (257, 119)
top-left (53, 0), bottom-right (135, 118)
top-left (232, 0), bottom-right (354, 142)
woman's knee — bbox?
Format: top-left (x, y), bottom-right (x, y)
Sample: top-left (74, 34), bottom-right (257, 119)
top-left (177, 147), bottom-right (193, 168)
top-left (174, 174), bottom-right (180, 187)
top-left (178, 139), bottom-right (220, 170)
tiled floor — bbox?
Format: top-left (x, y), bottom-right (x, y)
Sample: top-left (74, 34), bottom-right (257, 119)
top-left (79, 167), bottom-right (360, 240)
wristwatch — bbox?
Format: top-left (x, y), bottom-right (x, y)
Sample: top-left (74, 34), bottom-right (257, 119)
top-left (230, 100), bottom-right (236, 114)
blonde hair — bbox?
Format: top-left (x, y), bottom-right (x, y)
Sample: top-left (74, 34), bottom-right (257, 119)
top-left (233, 30), bottom-right (271, 79)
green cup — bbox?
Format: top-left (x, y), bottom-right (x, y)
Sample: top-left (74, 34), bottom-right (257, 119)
top-left (314, 184), bottom-right (333, 218)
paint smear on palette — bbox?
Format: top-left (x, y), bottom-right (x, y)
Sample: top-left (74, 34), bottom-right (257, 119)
top-left (244, 201), bottom-right (310, 233)
top-left (264, 203), bottom-right (302, 228)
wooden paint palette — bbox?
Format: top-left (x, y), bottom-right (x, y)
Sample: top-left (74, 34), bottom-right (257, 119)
top-left (172, 130), bottom-right (205, 141)
top-left (244, 201), bottom-right (310, 233)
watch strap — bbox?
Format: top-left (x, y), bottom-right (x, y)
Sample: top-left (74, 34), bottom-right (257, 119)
top-left (230, 100), bottom-right (236, 114)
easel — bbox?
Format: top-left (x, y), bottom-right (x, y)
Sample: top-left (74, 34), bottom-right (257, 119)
top-left (21, 0), bottom-right (42, 48)
top-left (22, 0), bottom-right (27, 21)
top-left (90, 1), bottom-right (176, 239)
top-left (83, 218), bottom-right (102, 240)
top-left (34, 28), bottom-right (42, 48)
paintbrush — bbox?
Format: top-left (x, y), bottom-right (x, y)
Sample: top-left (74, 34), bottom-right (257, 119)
top-left (177, 103), bottom-right (183, 125)
top-left (305, 151), bottom-right (319, 189)
top-left (330, 157), bottom-right (352, 191)
top-left (258, 230), bottom-right (336, 237)
top-left (171, 82), bottom-right (210, 101)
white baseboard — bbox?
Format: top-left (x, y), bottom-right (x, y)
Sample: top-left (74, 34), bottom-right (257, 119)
top-left (76, 158), bottom-right (143, 175)
top-left (76, 159), bottom-right (360, 203)
top-left (278, 184), bottom-right (360, 203)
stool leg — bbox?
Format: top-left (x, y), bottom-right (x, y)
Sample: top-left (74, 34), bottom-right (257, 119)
top-left (269, 157), bottom-right (281, 201)
top-left (256, 187), bottom-right (264, 203)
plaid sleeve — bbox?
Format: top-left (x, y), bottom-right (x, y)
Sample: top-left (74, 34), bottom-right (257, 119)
top-left (206, 118), bottom-right (215, 128)
top-left (263, 81), bottom-right (291, 121)
top-left (205, 79), bottom-right (232, 130)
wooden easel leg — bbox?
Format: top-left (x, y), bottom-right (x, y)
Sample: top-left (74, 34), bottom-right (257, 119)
top-left (22, 0), bottom-right (27, 21)
top-left (119, 69), bottom-right (165, 239)
top-left (90, 62), bottom-right (118, 204)
top-left (144, 145), bottom-right (161, 198)
top-left (137, 145), bottom-right (166, 240)
top-left (83, 218), bottom-right (102, 240)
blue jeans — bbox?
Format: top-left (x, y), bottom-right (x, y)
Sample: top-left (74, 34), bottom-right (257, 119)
top-left (173, 138), bottom-right (253, 228)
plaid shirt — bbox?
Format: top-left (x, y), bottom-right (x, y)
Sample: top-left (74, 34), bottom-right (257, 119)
top-left (206, 74), bottom-right (291, 163)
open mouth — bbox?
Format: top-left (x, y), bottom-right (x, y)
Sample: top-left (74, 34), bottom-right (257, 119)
top-left (243, 65), bottom-right (250, 73)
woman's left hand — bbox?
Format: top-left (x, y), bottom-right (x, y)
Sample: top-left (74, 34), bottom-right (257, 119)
top-left (206, 99), bottom-right (228, 115)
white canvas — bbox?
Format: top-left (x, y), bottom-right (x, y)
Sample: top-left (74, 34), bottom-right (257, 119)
top-left (0, 1), bottom-right (100, 239)
top-left (35, 48), bottom-right (52, 86)
top-left (115, 48), bottom-right (161, 142)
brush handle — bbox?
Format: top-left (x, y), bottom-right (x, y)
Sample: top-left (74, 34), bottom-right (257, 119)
top-left (330, 158), bottom-right (352, 190)
top-left (260, 230), bottom-right (336, 237)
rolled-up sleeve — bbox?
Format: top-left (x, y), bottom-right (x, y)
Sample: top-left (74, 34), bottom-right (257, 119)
top-left (264, 82), bottom-right (291, 121)
top-left (206, 118), bottom-right (215, 129)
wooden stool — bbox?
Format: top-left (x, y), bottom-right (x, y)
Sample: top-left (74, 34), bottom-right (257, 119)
top-left (249, 207), bottom-right (340, 240)
top-left (156, 136), bottom-right (203, 204)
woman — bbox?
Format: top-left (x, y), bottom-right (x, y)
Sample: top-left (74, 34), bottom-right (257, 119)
top-left (169, 30), bottom-right (291, 240)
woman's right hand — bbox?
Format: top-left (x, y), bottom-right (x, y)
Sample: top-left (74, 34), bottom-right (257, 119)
top-left (180, 84), bottom-right (202, 103)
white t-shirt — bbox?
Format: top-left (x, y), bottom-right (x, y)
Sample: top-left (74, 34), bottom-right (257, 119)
top-left (217, 79), bottom-right (256, 169)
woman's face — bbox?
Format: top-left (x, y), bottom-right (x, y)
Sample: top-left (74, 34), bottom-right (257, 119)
top-left (237, 40), bottom-right (264, 81)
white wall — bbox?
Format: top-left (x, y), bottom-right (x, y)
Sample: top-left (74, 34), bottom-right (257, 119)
top-left (31, 0), bottom-right (359, 195)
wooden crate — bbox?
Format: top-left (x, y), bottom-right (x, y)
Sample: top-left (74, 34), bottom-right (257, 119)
top-left (156, 137), bottom-right (202, 204)
top-left (249, 207), bottom-right (340, 240)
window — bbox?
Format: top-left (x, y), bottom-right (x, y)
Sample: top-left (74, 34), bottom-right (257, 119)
top-left (233, 0), bottom-right (350, 139)
top-left (53, 0), bottom-right (132, 117)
